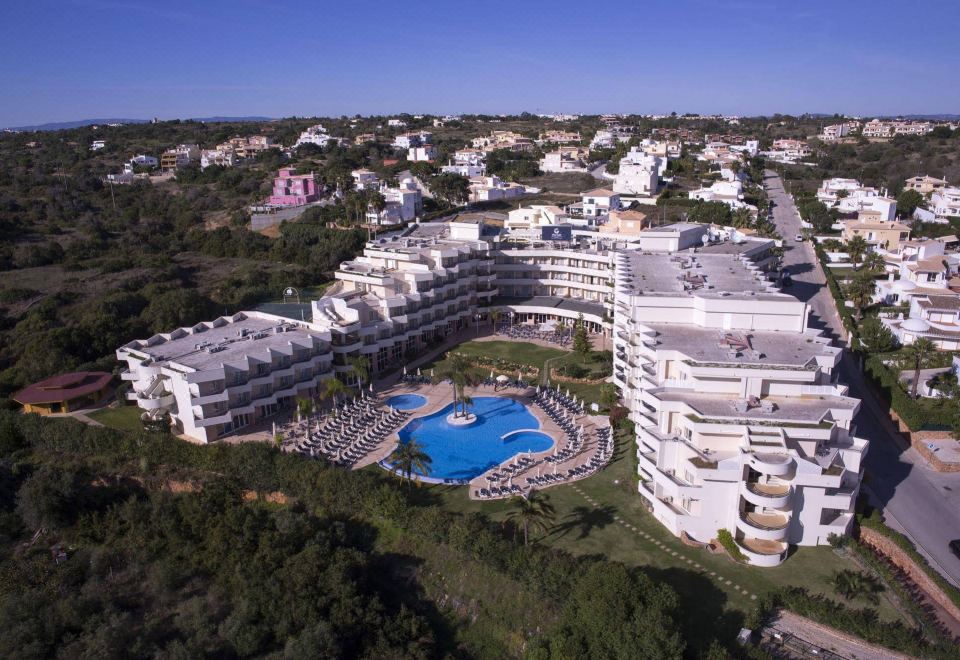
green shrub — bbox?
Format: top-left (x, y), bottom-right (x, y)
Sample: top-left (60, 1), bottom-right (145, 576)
top-left (716, 529), bottom-right (747, 563)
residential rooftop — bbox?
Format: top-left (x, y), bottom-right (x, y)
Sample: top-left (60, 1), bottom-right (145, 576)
top-left (655, 389), bottom-right (859, 424)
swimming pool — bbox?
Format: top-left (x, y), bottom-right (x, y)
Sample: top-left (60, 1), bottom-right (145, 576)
top-left (394, 396), bottom-right (554, 480)
top-left (385, 393), bottom-right (428, 411)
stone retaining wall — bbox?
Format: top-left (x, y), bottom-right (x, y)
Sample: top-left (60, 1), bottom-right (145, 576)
top-left (859, 526), bottom-right (960, 625)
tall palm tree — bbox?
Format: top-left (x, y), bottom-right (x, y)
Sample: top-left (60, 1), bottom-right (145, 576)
top-left (346, 355), bottom-right (371, 395)
top-left (436, 353), bottom-right (472, 416)
top-left (844, 271), bottom-right (876, 321)
top-left (900, 338), bottom-right (937, 398)
top-left (833, 569), bottom-right (883, 604)
top-left (489, 308), bottom-right (503, 332)
top-left (460, 393), bottom-right (474, 418)
top-left (845, 235), bottom-right (869, 268)
top-left (390, 438), bottom-right (432, 489)
top-left (505, 490), bottom-right (556, 546)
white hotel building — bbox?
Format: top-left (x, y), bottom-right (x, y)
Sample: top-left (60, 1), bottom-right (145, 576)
top-left (118, 218), bottom-right (866, 564)
top-left (612, 226), bottom-right (867, 566)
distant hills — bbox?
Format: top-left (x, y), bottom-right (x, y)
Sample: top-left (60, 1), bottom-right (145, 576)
top-left (4, 116), bottom-right (274, 132)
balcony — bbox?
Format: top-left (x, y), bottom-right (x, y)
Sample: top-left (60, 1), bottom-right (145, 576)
top-left (748, 452), bottom-right (794, 477)
top-left (120, 369), bottom-right (138, 381)
top-left (742, 481), bottom-right (791, 508)
top-left (737, 511), bottom-right (790, 542)
top-left (137, 392), bottom-right (175, 411)
top-left (734, 536), bottom-right (788, 567)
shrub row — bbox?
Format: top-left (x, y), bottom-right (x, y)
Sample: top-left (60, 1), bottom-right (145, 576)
top-left (859, 509), bottom-right (960, 611)
top-left (863, 355), bottom-right (954, 431)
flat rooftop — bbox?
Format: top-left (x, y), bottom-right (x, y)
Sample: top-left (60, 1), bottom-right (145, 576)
top-left (644, 324), bottom-right (838, 368)
top-left (655, 389), bottom-right (859, 424)
top-left (129, 316), bottom-right (323, 371)
top-left (617, 251), bottom-right (774, 296)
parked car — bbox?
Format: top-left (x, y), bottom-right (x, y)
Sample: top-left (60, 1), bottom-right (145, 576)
top-left (950, 539), bottom-right (960, 559)
top-left (795, 234), bottom-right (803, 242)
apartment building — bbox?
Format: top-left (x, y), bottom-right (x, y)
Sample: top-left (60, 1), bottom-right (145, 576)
top-left (862, 119), bottom-right (935, 138)
top-left (269, 168), bottom-right (320, 207)
top-left (538, 130), bottom-right (581, 145)
top-left (568, 188), bottom-right (622, 220)
top-left (408, 144), bottom-right (437, 162)
top-left (819, 123), bottom-right (854, 141)
top-left (295, 124), bottom-right (344, 149)
top-left (201, 148), bottom-right (237, 170)
top-left (220, 135), bottom-right (272, 159)
top-left (160, 144), bottom-right (200, 172)
top-left (841, 218), bottom-right (910, 249)
top-left (931, 186), bottom-right (960, 220)
top-left (816, 178), bottom-right (896, 217)
top-left (540, 147), bottom-right (589, 173)
top-left (611, 227), bottom-right (867, 566)
top-left (393, 131), bottom-right (433, 150)
top-left (311, 220), bottom-right (497, 378)
top-left (366, 178), bottom-right (422, 225)
top-left (117, 312), bottom-right (334, 443)
top-left (505, 205), bottom-right (570, 231)
top-left (613, 148), bottom-right (661, 196)
top-left (468, 175), bottom-right (526, 202)
top-left (903, 175), bottom-right (948, 195)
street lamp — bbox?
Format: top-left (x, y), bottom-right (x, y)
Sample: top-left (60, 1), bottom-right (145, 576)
top-left (475, 312), bottom-right (482, 338)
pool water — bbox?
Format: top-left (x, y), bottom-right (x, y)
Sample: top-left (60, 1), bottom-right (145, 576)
top-left (385, 393), bottom-right (428, 411)
top-left (396, 396), bottom-right (554, 480)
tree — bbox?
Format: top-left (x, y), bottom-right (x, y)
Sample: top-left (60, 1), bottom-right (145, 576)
top-left (490, 308), bottom-right (503, 331)
top-left (857, 317), bottom-right (895, 353)
top-left (320, 377), bottom-right (347, 409)
top-left (899, 338), bottom-right (937, 398)
top-left (390, 438), bottom-right (432, 489)
top-left (460, 393), bottom-right (473, 417)
top-left (845, 235), bottom-right (869, 267)
top-left (896, 189), bottom-right (924, 218)
top-left (429, 173), bottom-right (470, 206)
top-left (296, 397), bottom-right (314, 419)
top-left (15, 466), bottom-right (83, 531)
top-left (832, 569), bottom-right (884, 604)
top-left (844, 271), bottom-right (876, 321)
top-left (860, 251), bottom-right (886, 274)
top-left (504, 490), bottom-right (556, 545)
top-left (346, 355), bottom-right (371, 395)
top-left (599, 383), bottom-right (618, 410)
top-left (573, 313), bottom-right (591, 363)
top-left (435, 353), bottom-right (474, 417)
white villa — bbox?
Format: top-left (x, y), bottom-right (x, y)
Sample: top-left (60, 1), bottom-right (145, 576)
top-left (613, 148), bottom-right (662, 196)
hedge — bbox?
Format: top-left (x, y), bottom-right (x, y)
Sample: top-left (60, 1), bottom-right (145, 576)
top-left (863, 355), bottom-right (954, 431)
top-left (814, 244), bottom-right (856, 333)
top-left (716, 529), bottom-right (747, 563)
top-left (859, 509), bottom-right (960, 611)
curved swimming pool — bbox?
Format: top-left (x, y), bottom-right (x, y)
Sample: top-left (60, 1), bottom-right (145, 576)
top-left (394, 396), bottom-right (554, 480)
top-left (385, 393), bottom-right (428, 411)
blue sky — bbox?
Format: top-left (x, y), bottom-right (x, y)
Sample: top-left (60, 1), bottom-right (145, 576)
top-left (1, 0), bottom-right (958, 126)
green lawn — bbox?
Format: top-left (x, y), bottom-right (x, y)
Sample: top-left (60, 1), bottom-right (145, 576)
top-left (87, 405), bottom-right (144, 432)
top-left (424, 430), bottom-right (909, 633)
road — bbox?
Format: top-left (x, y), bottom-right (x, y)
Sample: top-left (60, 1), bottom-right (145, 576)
top-left (765, 170), bottom-right (960, 586)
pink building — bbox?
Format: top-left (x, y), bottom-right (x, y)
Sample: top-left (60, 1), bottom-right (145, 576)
top-left (269, 168), bottom-right (320, 206)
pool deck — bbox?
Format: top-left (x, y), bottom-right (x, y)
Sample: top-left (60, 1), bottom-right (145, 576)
top-left (354, 380), bottom-right (610, 498)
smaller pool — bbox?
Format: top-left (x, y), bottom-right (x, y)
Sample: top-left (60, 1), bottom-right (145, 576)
top-left (386, 393), bottom-right (428, 411)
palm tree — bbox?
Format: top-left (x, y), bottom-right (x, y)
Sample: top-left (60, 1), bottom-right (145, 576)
top-left (832, 569), bottom-right (883, 604)
top-left (490, 308), bottom-right (503, 332)
top-left (900, 338), bottom-right (937, 398)
top-left (505, 490), bottom-right (556, 546)
top-left (460, 393), bottom-right (473, 418)
top-left (845, 235), bottom-right (869, 267)
top-left (860, 251), bottom-right (886, 274)
top-left (320, 377), bottom-right (347, 410)
top-left (296, 397), bottom-right (313, 420)
top-left (436, 353), bottom-right (472, 416)
top-left (346, 355), bottom-right (371, 395)
top-left (844, 271), bottom-right (876, 321)
top-left (390, 438), bottom-right (432, 489)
